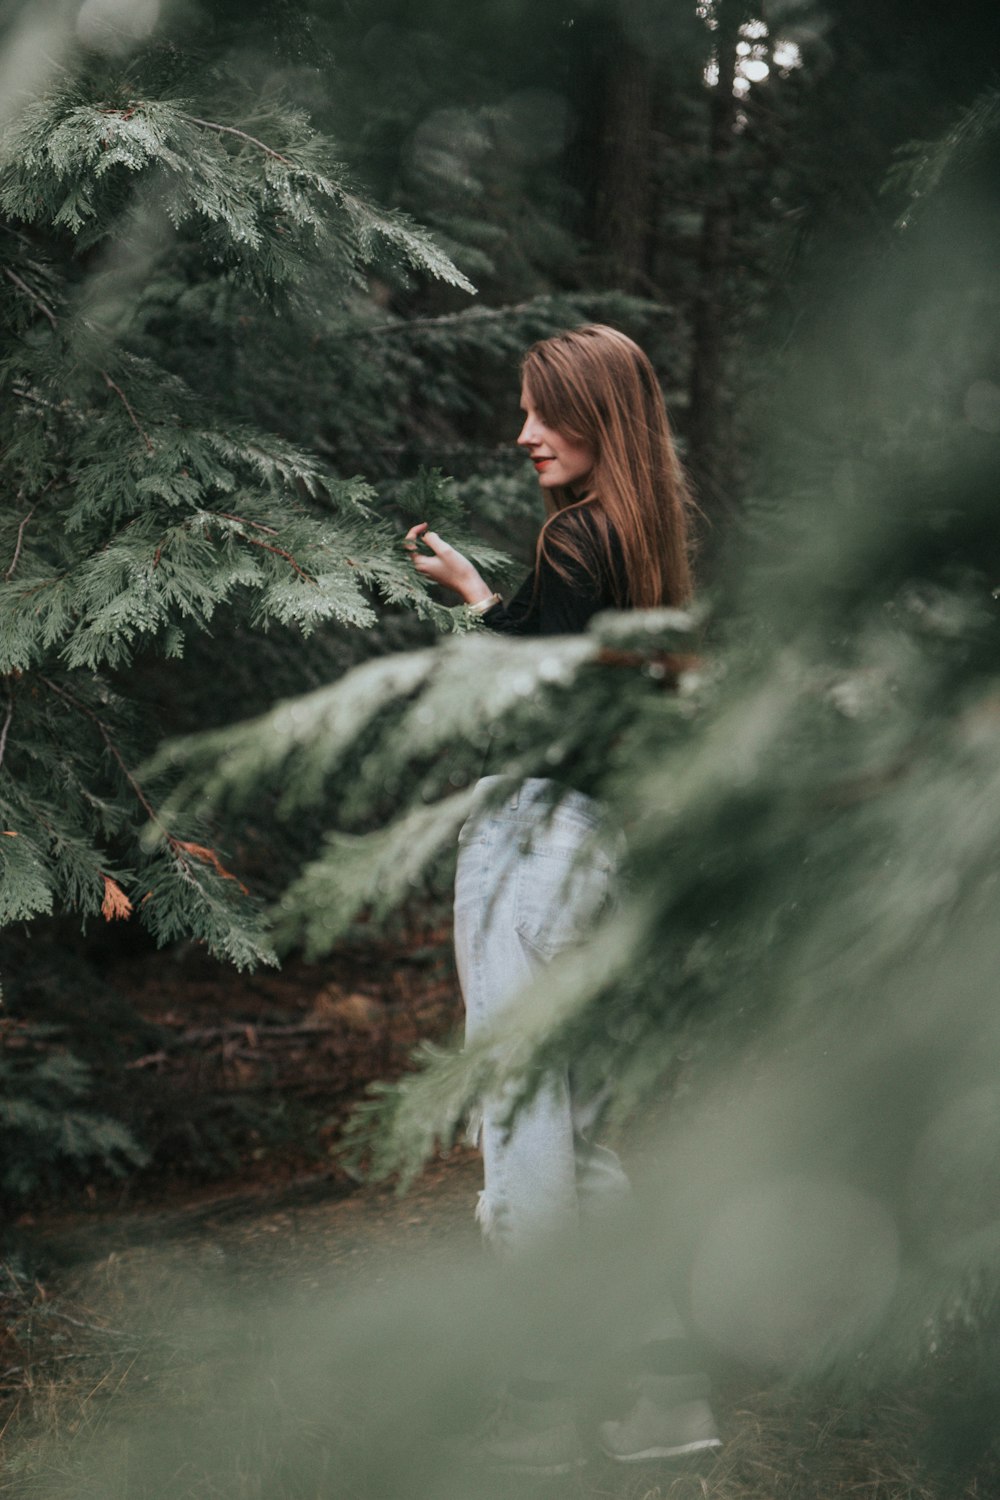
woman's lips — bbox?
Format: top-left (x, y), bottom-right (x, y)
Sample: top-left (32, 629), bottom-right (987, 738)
top-left (532, 457), bottom-right (553, 470)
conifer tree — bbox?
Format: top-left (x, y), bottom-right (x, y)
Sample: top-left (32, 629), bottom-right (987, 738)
top-left (0, 18), bottom-right (485, 964)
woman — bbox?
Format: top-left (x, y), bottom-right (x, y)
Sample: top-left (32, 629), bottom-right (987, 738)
top-left (405, 325), bottom-right (720, 1472)
top-left (406, 321), bottom-right (692, 631)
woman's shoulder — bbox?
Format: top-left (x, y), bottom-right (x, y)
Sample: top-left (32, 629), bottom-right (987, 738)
top-left (542, 501), bottom-right (627, 603)
top-left (547, 500), bottom-right (616, 548)
top-left (546, 502), bottom-right (623, 570)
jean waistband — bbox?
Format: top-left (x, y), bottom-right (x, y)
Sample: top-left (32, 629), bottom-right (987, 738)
top-left (471, 775), bottom-right (603, 824)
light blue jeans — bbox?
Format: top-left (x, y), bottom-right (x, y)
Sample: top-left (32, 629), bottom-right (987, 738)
top-left (454, 776), bottom-right (631, 1259)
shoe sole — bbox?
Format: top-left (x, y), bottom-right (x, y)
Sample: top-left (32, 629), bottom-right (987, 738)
top-left (491, 1457), bottom-right (587, 1477)
top-left (601, 1437), bottom-right (723, 1463)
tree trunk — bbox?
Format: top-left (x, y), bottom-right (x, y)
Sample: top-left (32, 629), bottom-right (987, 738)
top-left (578, 0), bottom-right (656, 288)
top-left (687, 0), bottom-right (750, 518)
top-left (591, 16), bottom-right (654, 290)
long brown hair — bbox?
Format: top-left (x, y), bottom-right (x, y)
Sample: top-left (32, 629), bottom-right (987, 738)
top-left (522, 324), bottom-right (695, 608)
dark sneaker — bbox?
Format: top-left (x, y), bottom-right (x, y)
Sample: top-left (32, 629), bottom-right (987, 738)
top-left (598, 1373), bottom-right (722, 1463)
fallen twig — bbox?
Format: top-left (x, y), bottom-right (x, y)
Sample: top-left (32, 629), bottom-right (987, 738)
top-left (124, 1018), bottom-right (368, 1068)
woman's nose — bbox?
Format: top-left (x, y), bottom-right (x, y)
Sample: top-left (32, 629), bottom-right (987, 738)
top-left (517, 416), bottom-right (538, 447)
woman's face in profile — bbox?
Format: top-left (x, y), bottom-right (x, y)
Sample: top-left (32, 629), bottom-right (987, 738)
top-left (516, 381), bottom-right (595, 493)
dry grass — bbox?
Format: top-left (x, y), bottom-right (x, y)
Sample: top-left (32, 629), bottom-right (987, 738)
top-left (2, 1246), bottom-right (995, 1500)
top-left (4, 1167), bottom-right (998, 1500)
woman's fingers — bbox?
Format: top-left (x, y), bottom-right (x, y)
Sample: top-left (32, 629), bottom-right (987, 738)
top-left (403, 522), bottom-right (454, 568)
top-left (403, 522), bottom-right (477, 595)
top-left (420, 530), bottom-right (452, 557)
top-left (403, 521), bottom-right (429, 554)
top-left (404, 522), bottom-right (445, 580)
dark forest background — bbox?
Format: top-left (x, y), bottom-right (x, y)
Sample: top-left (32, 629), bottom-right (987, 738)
top-left (2, 0), bottom-right (998, 1226)
top-left (2, 8), bottom-right (1000, 1483)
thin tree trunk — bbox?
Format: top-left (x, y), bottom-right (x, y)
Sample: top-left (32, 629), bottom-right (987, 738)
top-left (687, 0), bottom-right (751, 516)
top-left (592, 21), bottom-right (654, 289)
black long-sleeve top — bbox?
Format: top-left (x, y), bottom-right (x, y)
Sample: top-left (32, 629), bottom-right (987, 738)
top-left (475, 503), bottom-right (627, 794)
top-left (481, 503), bottom-right (628, 637)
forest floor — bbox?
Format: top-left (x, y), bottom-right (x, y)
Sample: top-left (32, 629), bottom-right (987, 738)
top-left (1, 933), bottom-right (996, 1499)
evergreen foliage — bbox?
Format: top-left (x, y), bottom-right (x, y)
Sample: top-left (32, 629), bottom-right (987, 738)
top-left (161, 74), bottom-right (1000, 1407)
top-left (2, 0), bottom-right (998, 1420)
top-left (887, 85), bottom-right (1000, 228)
top-left (0, 31), bottom-right (476, 962)
top-left (0, 1018), bottom-right (148, 1201)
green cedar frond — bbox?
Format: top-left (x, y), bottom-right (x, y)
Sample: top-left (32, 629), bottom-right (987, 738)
top-left (0, 1036), bottom-right (148, 1200)
top-left (886, 86), bottom-right (1000, 227)
top-left (389, 468), bottom-right (523, 585)
top-left (275, 789), bottom-right (479, 957)
top-left (148, 649), bottom-right (439, 820)
top-left (0, 46), bottom-right (486, 963)
top-left (136, 845), bottom-right (277, 971)
top-left (152, 616), bottom-right (696, 963)
top-left (337, 191), bottom-right (476, 293)
top-left (0, 832), bottom-right (55, 923)
top-left (0, 87), bottom-right (472, 295)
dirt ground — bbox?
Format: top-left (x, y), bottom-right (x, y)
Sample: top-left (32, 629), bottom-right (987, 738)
top-left (7, 920), bottom-right (464, 1230)
top-left (4, 1150), bottom-right (991, 1500)
top-left (2, 936), bottom-right (998, 1498)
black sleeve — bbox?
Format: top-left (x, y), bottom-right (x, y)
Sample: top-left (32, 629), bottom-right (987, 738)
top-left (479, 571), bottom-right (536, 635)
top-left (481, 515), bottom-right (610, 637)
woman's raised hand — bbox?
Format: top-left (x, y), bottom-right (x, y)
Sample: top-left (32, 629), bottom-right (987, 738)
top-left (403, 522), bottom-right (493, 605)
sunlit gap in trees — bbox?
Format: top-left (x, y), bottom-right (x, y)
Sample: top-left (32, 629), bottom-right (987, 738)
top-left (699, 7), bottom-right (804, 98)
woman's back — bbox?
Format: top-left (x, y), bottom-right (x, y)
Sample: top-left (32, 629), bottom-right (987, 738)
top-left (481, 501), bottom-right (629, 637)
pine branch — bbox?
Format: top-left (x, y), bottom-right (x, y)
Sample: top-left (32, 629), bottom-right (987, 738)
top-left (100, 370), bottom-right (155, 454)
top-left (339, 300), bottom-right (538, 340)
top-left (5, 509), bottom-right (34, 582)
top-left (40, 677), bottom-right (165, 833)
top-left (212, 511), bottom-right (280, 537)
top-left (328, 293), bottom-right (669, 342)
top-left (0, 66), bottom-right (480, 957)
top-left (177, 113), bottom-right (294, 166)
top-left (205, 512), bottom-right (316, 582)
top-left (37, 680), bottom-right (256, 933)
top-left (888, 86), bottom-right (1000, 227)
top-left (243, 534), bottom-right (316, 582)
top-left (0, 696), bottom-right (14, 772)
top-left (11, 387), bottom-right (61, 413)
top-left (3, 268), bottom-right (57, 330)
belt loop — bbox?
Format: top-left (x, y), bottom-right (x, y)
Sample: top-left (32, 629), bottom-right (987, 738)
top-left (508, 783), bottom-right (520, 811)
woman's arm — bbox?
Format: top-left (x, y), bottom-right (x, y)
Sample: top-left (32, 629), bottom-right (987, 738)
top-left (404, 510), bottom-right (617, 635)
top-left (480, 554), bottom-right (602, 635)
